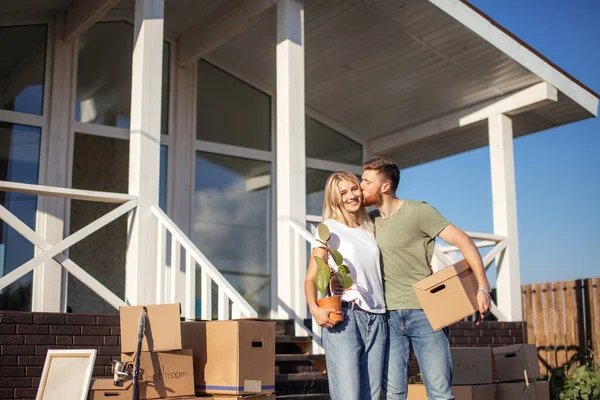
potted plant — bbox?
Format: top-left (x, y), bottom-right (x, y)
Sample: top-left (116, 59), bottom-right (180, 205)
top-left (313, 222), bottom-right (354, 322)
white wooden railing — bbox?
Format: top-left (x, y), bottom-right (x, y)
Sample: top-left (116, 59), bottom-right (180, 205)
top-left (289, 218), bottom-right (324, 354)
top-left (0, 180), bottom-right (134, 310)
top-left (152, 206), bottom-right (258, 321)
top-left (433, 231), bottom-right (509, 321)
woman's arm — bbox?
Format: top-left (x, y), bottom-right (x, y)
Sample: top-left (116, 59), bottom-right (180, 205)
top-left (305, 246), bottom-right (341, 328)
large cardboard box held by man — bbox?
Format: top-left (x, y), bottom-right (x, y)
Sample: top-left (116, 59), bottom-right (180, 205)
top-left (181, 320), bottom-right (275, 395)
top-left (407, 383), bottom-right (496, 400)
top-left (412, 259), bottom-right (478, 331)
top-left (118, 349), bottom-right (195, 399)
top-left (119, 303), bottom-right (182, 352)
top-left (450, 347), bottom-right (492, 385)
top-left (493, 344), bottom-right (541, 382)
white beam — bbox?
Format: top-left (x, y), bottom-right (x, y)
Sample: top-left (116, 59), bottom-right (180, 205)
top-left (126, 0), bottom-right (165, 306)
top-left (34, 15), bottom-right (75, 312)
top-left (459, 82), bottom-right (557, 126)
top-left (489, 114), bottom-right (522, 321)
top-left (275, 0), bottom-right (306, 325)
top-left (178, 0), bottom-right (279, 67)
top-left (370, 82), bottom-right (558, 155)
top-left (0, 181), bottom-right (135, 204)
top-left (64, 0), bottom-right (120, 42)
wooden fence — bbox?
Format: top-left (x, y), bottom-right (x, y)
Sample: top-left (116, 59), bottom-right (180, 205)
top-left (522, 278), bottom-right (600, 376)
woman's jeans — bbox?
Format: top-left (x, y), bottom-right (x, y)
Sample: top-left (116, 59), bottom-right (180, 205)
top-left (383, 309), bottom-right (454, 400)
top-left (322, 303), bottom-right (388, 400)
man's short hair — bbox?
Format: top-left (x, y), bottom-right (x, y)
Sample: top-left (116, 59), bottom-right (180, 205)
top-left (363, 157), bottom-right (400, 192)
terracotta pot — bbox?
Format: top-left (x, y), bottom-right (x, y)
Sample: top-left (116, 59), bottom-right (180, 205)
top-left (317, 296), bottom-right (344, 322)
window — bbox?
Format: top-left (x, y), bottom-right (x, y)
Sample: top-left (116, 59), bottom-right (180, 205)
top-left (0, 25), bottom-right (47, 115)
top-left (197, 61), bottom-right (271, 151)
top-left (68, 134), bottom-right (168, 313)
top-left (75, 22), bottom-right (170, 134)
top-left (306, 116), bottom-right (362, 165)
top-left (0, 123), bottom-right (41, 311)
top-left (194, 153), bottom-right (271, 317)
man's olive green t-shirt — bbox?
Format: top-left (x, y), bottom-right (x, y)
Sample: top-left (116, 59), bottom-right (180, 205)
top-left (372, 200), bottom-right (451, 310)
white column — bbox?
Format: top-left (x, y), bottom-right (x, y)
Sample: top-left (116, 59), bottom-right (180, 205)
top-left (275, 0), bottom-right (307, 323)
top-left (169, 65), bottom-right (196, 307)
top-left (33, 14), bottom-right (76, 312)
top-left (171, 66), bottom-right (195, 237)
top-left (488, 114), bottom-right (523, 321)
top-left (126, 0), bottom-right (164, 306)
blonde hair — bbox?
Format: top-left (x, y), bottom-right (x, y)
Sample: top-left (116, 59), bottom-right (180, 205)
top-left (322, 171), bottom-right (373, 232)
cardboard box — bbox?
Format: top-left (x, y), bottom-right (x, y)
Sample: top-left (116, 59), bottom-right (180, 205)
top-left (496, 380), bottom-right (549, 400)
top-left (181, 320), bottom-right (275, 395)
top-left (493, 344), bottom-right (541, 382)
top-left (407, 384), bottom-right (427, 399)
top-left (453, 384), bottom-right (497, 400)
top-left (197, 395), bottom-right (275, 400)
top-left (120, 303), bottom-right (182, 352)
top-left (88, 378), bottom-right (133, 400)
top-left (412, 259), bottom-right (478, 331)
top-left (451, 347), bottom-right (492, 385)
top-left (408, 384), bottom-right (496, 400)
top-left (120, 349), bottom-right (195, 399)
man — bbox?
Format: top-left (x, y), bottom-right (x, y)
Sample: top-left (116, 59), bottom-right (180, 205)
top-left (360, 157), bottom-right (492, 400)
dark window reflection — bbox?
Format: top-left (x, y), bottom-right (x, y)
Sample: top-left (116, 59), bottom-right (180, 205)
top-left (0, 25), bottom-right (47, 115)
top-left (194, 152), bottom-right (271, 317)
top-left (0, 123), bottom-right (41, 310)
top-left (76, 22), bottom-right (170, 134)
top-left (306, 116), bottom-right (362, 165)
top-left (197, 61), bottom-right (271, 151)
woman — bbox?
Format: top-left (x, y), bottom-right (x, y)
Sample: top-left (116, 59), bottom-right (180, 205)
top-left (304, 170), bottom-right (387, 400)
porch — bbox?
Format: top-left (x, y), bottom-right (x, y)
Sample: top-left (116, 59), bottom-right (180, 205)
top-left (0, 0), bottom-right (598, 345)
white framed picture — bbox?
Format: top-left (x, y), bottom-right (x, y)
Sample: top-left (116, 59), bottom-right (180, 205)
top-left (36, 349), bottom-right (97, 400)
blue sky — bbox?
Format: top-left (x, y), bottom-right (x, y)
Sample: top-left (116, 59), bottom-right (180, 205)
top-left (399, 0), bottom-right (599, 286)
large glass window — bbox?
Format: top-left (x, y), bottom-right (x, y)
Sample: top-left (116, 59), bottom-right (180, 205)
top-left (306, 168), bottom-right (332, 216)
top-left (0, 25), bottom-right (47, 115)
top-left (306, 116), bottom-right (362, 165)
top-left (197, 61), bottom-right (271, 151)
top-left (0, 123), bottom-right (41, 310)
top-left (68, 134), bottom-right (168, 313)
top-left (194, 153), bottom-right (271, 317)
top-left (75, 22), bottom-right (170, 134)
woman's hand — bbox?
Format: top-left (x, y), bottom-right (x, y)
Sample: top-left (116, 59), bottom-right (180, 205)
top-left (310, 305), bottom-right (341, 329)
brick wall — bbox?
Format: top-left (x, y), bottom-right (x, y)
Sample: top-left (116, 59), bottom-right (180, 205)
top-left (0, 311), bottom-right (120, 400)
top-left (0, 311), bottom-right (527, 399)
top-left (409, 320), bottom-right (527, 379)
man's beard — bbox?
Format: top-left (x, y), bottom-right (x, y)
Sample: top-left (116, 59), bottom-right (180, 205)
top-left (362, 191), bottom-right (382, 207)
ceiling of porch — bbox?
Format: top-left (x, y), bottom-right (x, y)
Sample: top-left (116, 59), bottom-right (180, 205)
top-left (198, 0), bottom-right (597, 167)
top-left (2, 0), bottom-right (597, 168)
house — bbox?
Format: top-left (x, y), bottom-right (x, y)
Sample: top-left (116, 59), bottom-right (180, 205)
top-left (0, 0), bottom-right (598, 341)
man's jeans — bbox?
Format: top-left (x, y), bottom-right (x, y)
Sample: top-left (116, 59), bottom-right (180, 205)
top-left (322, 303), bottom-right (388, 400)
top-left (383, 309), bottom-right (454, 400)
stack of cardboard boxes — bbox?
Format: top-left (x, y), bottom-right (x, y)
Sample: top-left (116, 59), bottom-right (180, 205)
top-left (407, 344), bottom-right (549, 399)
top-left (87, 304), bottom-right (276, 400)
top-left (494, 344), bottom-right (549, 400)
top-left (410, 260), bottom-right (549, 400)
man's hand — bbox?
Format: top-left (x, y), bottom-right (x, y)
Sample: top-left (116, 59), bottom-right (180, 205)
top-left (310, 305), bottom-right (341, 329)
top-left (476, 291), bottom-right (492, 324)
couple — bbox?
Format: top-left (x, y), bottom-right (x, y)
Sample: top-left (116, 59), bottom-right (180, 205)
top-left (304, 157), bottom-right (492, 400)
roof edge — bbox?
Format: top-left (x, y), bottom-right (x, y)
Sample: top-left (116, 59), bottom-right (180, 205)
top-left (429, 0), bottom-right (599, 116)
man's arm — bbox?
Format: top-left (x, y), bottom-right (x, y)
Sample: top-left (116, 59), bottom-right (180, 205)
top-left (438, 224), bottom-right (492, 318)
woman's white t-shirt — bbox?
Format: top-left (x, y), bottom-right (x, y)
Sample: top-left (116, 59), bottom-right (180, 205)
top-left (311, 219), bottom-right (386, 314)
